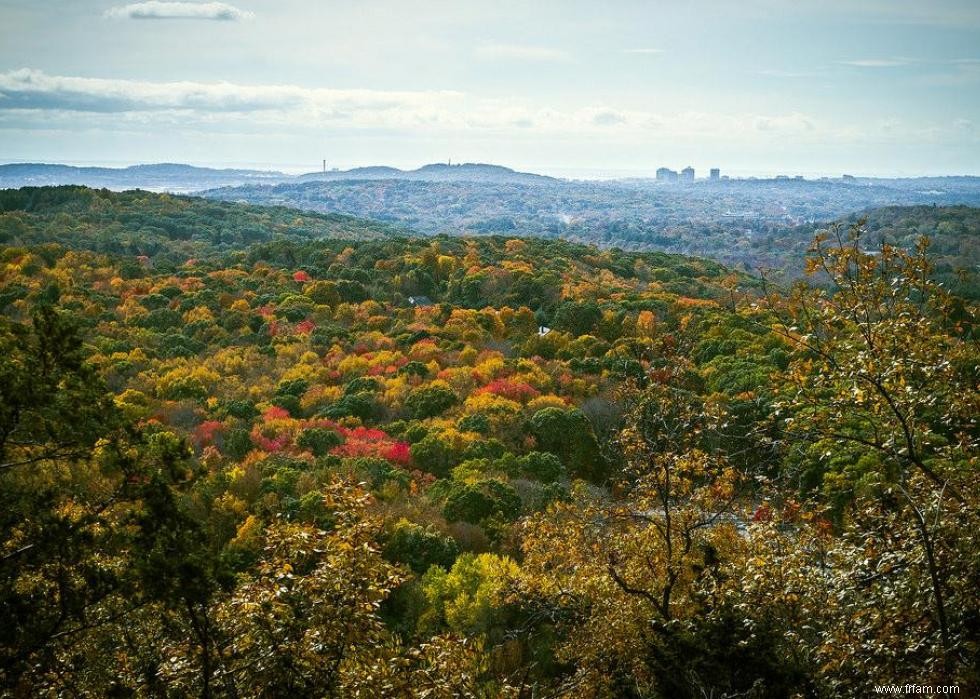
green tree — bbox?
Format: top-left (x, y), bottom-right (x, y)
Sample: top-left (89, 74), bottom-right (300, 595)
top-left (442, 480), bottom-right (521, 525)
top-left (296, 427), bottom-right (343, 457)
top-left (384, 519), bottom-right (460, 574)
top-left (529, 407), bottom-right (605, 481)
top-left (404, 384), bottom-right (458, 420)
top-left (0, 308), bottom-right (128, 684)
top-left (518, 451), bottom-right (565, 482)
top-left (0, 308), bottom-right (210, 693)
top-left (410, 433), bottom-right (457, 478)
top-left (552, 300), bottom-right (602, 337)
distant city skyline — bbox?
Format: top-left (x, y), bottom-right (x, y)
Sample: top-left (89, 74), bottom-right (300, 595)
top-left (2, 156), bottom-right (974, 182)
top-left (1, 157), bottom-right (918, 182)
top-left (1, 1), bottom-right (978, 176)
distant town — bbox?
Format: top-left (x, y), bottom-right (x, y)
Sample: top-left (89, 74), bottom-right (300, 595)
top-left (653, 166), bottom-right (861, 182)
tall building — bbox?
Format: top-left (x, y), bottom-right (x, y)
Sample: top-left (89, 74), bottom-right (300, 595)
top-left (709, 168), bottom-right (720, 180)
top-left (656, 167), bottom-right (678, 181)
top-left (681, 166), bottom-right (695, 181)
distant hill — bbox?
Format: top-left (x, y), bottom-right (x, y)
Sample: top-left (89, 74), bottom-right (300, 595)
top-left (6, 160), bottom-right (976, 195)
top-left (0, 161), bottom-right (555, 192)
top-left (0, 186), bottom-right (402, 267)
top-left (758, 204), bottom-right (980, 297)
top-left (296, 162), bottom-right (556, 185)
top-left (0, 162), bottom-right (290, 193)
top-left (203, 175), bottom-right (979, 253)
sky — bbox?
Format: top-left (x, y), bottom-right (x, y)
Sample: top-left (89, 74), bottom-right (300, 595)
top-left (0, 0), bottom-right (979, 177)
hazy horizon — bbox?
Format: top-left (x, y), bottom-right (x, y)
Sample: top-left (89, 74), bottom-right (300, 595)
top-left (4, 157), bottom-right (980, 182)
top-left (1, 0), bottom-right (979, 176)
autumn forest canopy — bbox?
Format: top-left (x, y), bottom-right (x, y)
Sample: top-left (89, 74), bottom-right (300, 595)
top-left (0, 186), bottom-right (978, 697)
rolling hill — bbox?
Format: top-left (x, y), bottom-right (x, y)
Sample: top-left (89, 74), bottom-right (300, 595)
top-left (0, 186), bottom-right (403, 267)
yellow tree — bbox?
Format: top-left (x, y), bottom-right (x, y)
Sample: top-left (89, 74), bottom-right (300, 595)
top-left (209, 481), bottom-right (404, 696)
top-left (517, 382), bottom-right (752, 697)
top-left (737, 482), bottom-right (979, 693)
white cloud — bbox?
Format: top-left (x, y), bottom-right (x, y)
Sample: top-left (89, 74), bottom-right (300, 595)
top-left (0, 69), bottom-right (895, 146)
top-left (622, 48), bottom-right (664, 55)
top-left (590, 109), bottom-right (628, 126)
top-left (838, 58), bottom-right (912, 68)
top-left (754, 114), bottom-right (816, 132)
top-left (0, 69), bottom-right (452, 117)
top-left (474, 43), bottom-right (571, 62)
top-left (105, 2), bottom-right (253, 21)
top-left (757, 69), bottom-right (822, 78)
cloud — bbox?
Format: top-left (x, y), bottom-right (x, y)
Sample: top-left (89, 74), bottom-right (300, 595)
top-left (105, 2), bottom-right (253, 21)
top-left (0, 69), bottom-right (306, 112)
top-left (0, 69), bottom-right (453, 118)
top-left (622, 48), bottom-right (664, 55)
top-left (591, 110), bottom-right (627, 126)
top-left (837, 58), bottom-right (912, 68)
top-left (756, 69), bottom-right (822, 78)
top-left (753, 114), bottom-right (816, 133)
top-left (0, 69), bottom-right (863, 145)
top-left (474, 44), bottom-right (571, 62)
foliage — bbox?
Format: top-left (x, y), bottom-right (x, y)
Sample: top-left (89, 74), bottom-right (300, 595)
top-left (200, 177), bottom-right (980, 293)
top-left (1, 191), bottom-right (976, 696)
top-left (443, 480), bottom-right (522, 525)
top-left (421, 553), bottom-right (520, 636)
top-left (404, 382), bottom-right (458, 419)
top-left (384, 519), bottom-right (460, 574)
top-left (529, 407), bottom-right (605, 482)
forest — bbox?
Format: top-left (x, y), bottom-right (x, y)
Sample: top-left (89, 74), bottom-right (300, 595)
top-left (202, 175), bottom-right (980, 286)
top-left (0, 187), bottom-right (977, 697)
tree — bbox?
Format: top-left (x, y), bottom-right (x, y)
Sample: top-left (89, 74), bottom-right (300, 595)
top-left (319, 392), bottom-right (379, 422)
top-left (0, 309), bottom-right (214, 695)
top-left (420, 553), bottom-right (520, 636)
top-left (404, 383), bottom-right (458, 420)
top-left (764, 224), bottom-right (977, 505)
top-left (303, 280), bottom-right (340, 306)
top-left (212, 482), bottom-right (406, 697)
top-left (296, 426), bottom-right (343, 457)
top-left (761, 222), bottom-right (979, 679)
top-left (443, 480), bottom-right (521, 525)
top-left (517, 382), bottom-right (760, 698)
top-left (128, 430), bottom-right (226, 699)
top-left (518, 451), bottom-right (565, 483)
top-left (410, 432), bottom-right (457, 478)
top-left (384, 518), bottom-right (460, 574)
top-left (529, 407), bottom-right (605, 481)
top-left (739, 482), bottom-right (979, 694)
top-left (0, 308), bottom-right (130, 686)
top-left (552, 300), bottom-right (602, 337)
top-left (0, 306), bottom-right (118, 473)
